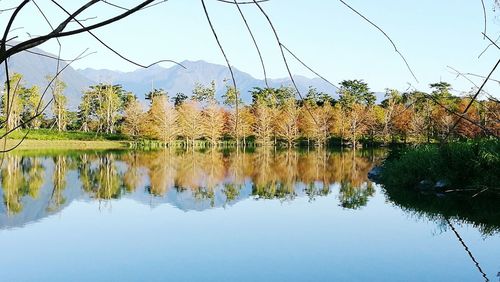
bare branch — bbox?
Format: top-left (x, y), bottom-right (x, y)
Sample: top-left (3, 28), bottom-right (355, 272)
top-left (2, 0), bottom-right (100, 62)
top-left (446, 58), bottom-right (500, 139)
top-left (1, 0), bottom-right (30, 52)
top-left (200, 0), bottom-right (240, 144)
top-left (3, 1), bottom-right (156, 61)
top-left (232, 0), bottom-right (269, 87)
top-left (338, 0), bottom-right (419, 83)
top-left (281, 44), bottom-right (339, 91)
top-left (478, 34), bottom-right (500, 58)
top-left (447, 66), bottom-right (493, 98)
top-left (480, 0), bottom-right (487, 39)
top-left (251, 0), bottom-right (320, 127)
top-left (482, 32), bottom-right (500, 50)
top-left (100, 0), bottom-right (169, 11)
top-left (50, 0), bottom-right (185, 69)
top-left (4, 43), bottom-right (96, 62)
top-left (216, 0), bottom-right (270, 4)
top-left (0, 48), bottom-right (91, 148)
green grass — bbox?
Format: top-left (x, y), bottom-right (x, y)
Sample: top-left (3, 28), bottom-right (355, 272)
top-left (7, 129), bottom-right (128, 141)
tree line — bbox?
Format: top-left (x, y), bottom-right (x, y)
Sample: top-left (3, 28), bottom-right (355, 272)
top-left (2, 73), bottom-right (499, 147)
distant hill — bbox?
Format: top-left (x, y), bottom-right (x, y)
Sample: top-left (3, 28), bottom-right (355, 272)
top-left (0, 46), bottom-right (94, 110)
top-left (78, 60), bottom-right (341, 104)
top-left (1, 47), bottom-right (386, 110)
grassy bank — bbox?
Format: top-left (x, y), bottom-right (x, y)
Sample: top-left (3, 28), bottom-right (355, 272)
top-left (7, 129), bottom-right (126, 141)
top-left (1, 129), bottom-right (128, 150)
top-left (378, 139), bottom-right (500, 235)
top-left (2, 139), bottom-right (128, 150)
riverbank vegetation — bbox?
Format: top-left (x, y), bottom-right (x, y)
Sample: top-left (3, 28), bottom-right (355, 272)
top-left (380, 139), bottom-right (499, 190)
top-left (376, 139), bottom-right (500, 235)
top-left (2, 73), bottom-right (498, 148)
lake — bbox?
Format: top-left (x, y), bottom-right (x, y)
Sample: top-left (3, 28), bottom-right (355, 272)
top-left (0, 148), bottom-right (498, 282)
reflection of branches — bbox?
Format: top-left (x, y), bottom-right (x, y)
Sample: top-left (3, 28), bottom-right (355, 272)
top-left (446, 218), bottom-right (490, 282)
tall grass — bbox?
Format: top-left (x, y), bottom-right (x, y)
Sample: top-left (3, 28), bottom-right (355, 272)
top-left (381, 139), bottom-right (500, 190)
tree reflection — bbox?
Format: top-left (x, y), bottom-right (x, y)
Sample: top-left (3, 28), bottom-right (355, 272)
top-left (122, 152), bottom-right (142, 193)
top-left (2, 156), bottom-right (26, 214)
top-left (339, 181), bottom-right (375, 209)
top-left (0, 149), bottom-right (383, 214)
top-left (47, 155), bottom-right (68, 212)
top-left (78, 153), bottom-right (123, 200)
top-left (25, 158), bottom-right (44, 199)
top-left (93, 154), bottom-right (122, 199)
top-left (1, 156), bottom-right (46, 214)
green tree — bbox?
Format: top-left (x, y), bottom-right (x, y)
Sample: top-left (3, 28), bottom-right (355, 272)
top-left (79, 84), bottom-right (127, 133)
top-left (146, 88), bottom-right (168, 102)
top-left (192, 81), bottom-right (216, 104)
top-left (20, 85), bottom-right (43, 129)
top-left (48, 76), bottom-right (68, 131)
top-left (78, 89), bottom-right (94, 132)
top-left (338, 79), bottom-right (375, 147)
top-left (172, 92), bottom-right (188, 107)
top-left (2, 73), bottom-right (24, 131)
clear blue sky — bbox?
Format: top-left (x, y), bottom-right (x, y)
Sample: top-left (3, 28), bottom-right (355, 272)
top-left (3, 0), bottom-right (500, 95)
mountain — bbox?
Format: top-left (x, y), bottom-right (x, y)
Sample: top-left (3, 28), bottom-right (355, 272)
top-left (1, 46), bottom-right (385, 110)
top-left (0, 46), bottom-right (94, 110)
top-left (78, 60), bottom-right (341, 104)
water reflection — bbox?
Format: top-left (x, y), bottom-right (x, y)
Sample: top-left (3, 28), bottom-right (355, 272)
top-left (0, 149), bottom-right (383, 228)
top-left (382, 177), bottom-right (500, 236)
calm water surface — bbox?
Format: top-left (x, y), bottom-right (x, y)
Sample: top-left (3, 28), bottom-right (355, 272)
top-left (0, 149), bottom-right (498, 282)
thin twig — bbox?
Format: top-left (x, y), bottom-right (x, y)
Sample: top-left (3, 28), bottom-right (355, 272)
top-left (200, 0), bottom-right (240, 145)
top-left (338, 0), bottom-right (419, 83)
top-left (482, 32), bottom-right (500, 50)
top-left (445, 59), bottom-right (500, 139)
top-left (232, 0), bottom-right (269, 88)
top-left (251, 0), bottom-right (320, 127)
top-left (50, 0), bottom-right (185, 69)
top-left (281, 44), bottom-right (339, 90)
top-left (480, 0), bottom-right (487, 40)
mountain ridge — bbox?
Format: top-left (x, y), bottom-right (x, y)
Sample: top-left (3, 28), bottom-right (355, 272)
top-left (77, 59), bottom-right (342, 104)
top-left (1, 47), bottom-right (385, 110)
